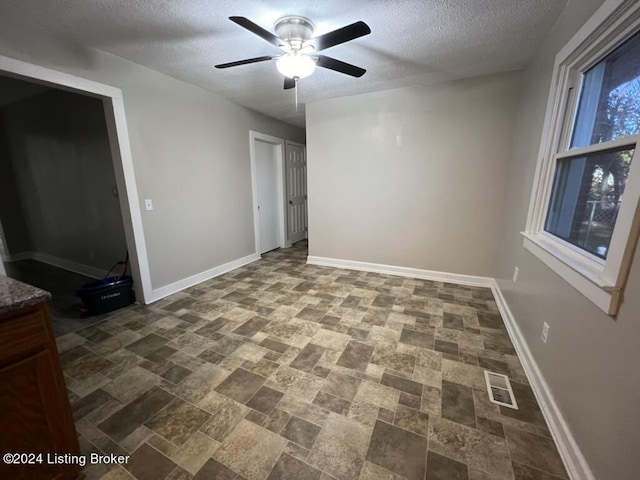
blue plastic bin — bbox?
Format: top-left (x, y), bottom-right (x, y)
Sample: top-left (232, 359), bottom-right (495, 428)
top-left (76, 275), bottom-right (134, 315)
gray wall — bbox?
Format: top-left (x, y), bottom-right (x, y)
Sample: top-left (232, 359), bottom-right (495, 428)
top-left (497, 0), bottom-right (640, 478)
top-left (0, 20), bottom-right (304, 291)
top-left (0, 114), bottom-right (31, 255)
top-left (306, 72), bottom-right (520, 277)
top-left (0, 89), bottom-right (127, 272)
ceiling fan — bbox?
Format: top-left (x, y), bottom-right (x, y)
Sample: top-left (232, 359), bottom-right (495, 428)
top-left (215, 16), bottom-right (371, 89)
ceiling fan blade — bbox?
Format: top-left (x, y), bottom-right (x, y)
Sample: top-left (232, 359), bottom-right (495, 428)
top-left (284, 77), bottom-right (296, 90)
top-left (229, 16), bottom-right (282, 48)
top-left (215, 56), bottom-right (275, 69)
top-left (316, 55), bottom-right (366, 77)
top-left (311, 21), bottom-right (371, 52)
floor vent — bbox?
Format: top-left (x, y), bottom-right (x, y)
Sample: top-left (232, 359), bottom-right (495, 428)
top-left (484, 370), bottom-right (518, 410)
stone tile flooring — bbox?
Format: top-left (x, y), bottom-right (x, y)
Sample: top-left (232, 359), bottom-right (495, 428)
top-left (58, 241), bottom-right (568, 480)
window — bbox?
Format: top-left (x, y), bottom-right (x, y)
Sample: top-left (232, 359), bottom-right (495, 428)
top-left (545, 147), bottom-right (633, 260)
top-left (525, 0), bottom-right (640, 315)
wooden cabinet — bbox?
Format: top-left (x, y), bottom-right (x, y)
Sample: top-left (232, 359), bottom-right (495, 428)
top-left (0, 303), bottom-right (81, 480)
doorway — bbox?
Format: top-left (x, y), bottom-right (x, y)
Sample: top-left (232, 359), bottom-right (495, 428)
top-left (255, 140), bottom-right (282, 254)
top-left (0, 75), bottom-right (133, 335)
top-left (250, 131), bottom-right (286, 255)
top-left (0, 54), bottom-right (152, 307)
top-left (249, 131), bottom-right (308, 256)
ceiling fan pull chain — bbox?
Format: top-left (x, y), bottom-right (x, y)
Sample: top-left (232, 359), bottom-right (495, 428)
top-left (295, 78), bottom-right (299, 110)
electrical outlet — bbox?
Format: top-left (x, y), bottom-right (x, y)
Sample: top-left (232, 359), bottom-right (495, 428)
top-left (144, 199), bottom-right (154, 211)
top-left (541, 322), bottom-right (550, 343)
top-left (513, 266), bottom-right (519, 283)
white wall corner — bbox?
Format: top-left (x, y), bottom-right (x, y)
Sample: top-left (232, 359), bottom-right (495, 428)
top-left (149, 253), bottom-right (260, 303)
top-left (489, 280), bottom-right (596, 480)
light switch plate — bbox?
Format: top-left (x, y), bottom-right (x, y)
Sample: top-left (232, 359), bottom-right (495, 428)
top-left (144, 199), bottom-right (153, 211)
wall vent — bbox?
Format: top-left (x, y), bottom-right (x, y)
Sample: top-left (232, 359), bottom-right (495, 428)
top-left (484, 370), bottom-right (518, 410)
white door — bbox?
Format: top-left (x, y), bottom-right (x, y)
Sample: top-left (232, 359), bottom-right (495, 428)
top-left (255, 140), bottom-right (280, 254)
top-left (286, 141), bottom-right (307, 244)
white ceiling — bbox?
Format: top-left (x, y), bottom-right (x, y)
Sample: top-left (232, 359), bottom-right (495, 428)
top-left (0, 0), bottom-right (567, 127)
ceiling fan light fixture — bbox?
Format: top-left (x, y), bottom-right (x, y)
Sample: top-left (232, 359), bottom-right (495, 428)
top-left (276, 53), bottom-right (316, 79)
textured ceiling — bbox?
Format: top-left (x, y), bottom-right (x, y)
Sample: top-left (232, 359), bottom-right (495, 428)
top-left (0, 0), bottom-right (567, 127)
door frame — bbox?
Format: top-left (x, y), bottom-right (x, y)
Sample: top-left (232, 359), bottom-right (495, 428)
top-left (0, 54), bottom-right (153, 303)
top-left (249, 131), bottom-right (287, 255)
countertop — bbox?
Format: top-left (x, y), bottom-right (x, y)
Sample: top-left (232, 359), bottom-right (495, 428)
top-left (0, 276), bottom-right (51, 315)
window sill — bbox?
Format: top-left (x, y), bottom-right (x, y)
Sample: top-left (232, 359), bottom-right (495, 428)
top-left (521, 232), bottom-right (619, 315)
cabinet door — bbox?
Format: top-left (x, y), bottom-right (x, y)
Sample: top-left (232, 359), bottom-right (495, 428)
top-left (0, 350), bottom-right (80, 480)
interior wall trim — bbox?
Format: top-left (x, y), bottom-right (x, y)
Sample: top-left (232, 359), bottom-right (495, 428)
top-left (489, 280), bottom-right (596, 480)
top-left (306, 256), bottom-right (493, 287)
top-left (149, 253), bottom-right (260, 303)
top-left (306, 254), bottom-right (594, 480)
top-left (5, 251), bottom-right (108, 280)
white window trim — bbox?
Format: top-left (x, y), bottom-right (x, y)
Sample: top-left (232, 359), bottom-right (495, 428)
top-left (524, 0), bottom-right (640, 316)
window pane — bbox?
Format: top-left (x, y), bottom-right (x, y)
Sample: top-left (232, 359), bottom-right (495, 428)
top-left (571, 31), bottom-right (640, 148)
top-left (545, 147), bottom-right (633, 259)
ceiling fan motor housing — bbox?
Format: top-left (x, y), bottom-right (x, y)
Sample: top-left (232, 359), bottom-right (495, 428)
top-left (275, 16), bottom-right (315, 50)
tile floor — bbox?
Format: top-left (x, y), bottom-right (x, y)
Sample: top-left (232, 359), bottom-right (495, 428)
top-left (58, 241), bottom-right (568, 480)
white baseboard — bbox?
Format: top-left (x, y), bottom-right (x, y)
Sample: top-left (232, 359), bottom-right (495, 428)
top-left (5, 251), bottom-right (107, 279)
top-left (490, 280), bottom-right (595, 480)
top-left (306, 255), bottom-right (493, 287)
top-left (149, 253), bottom-right (260, 303)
